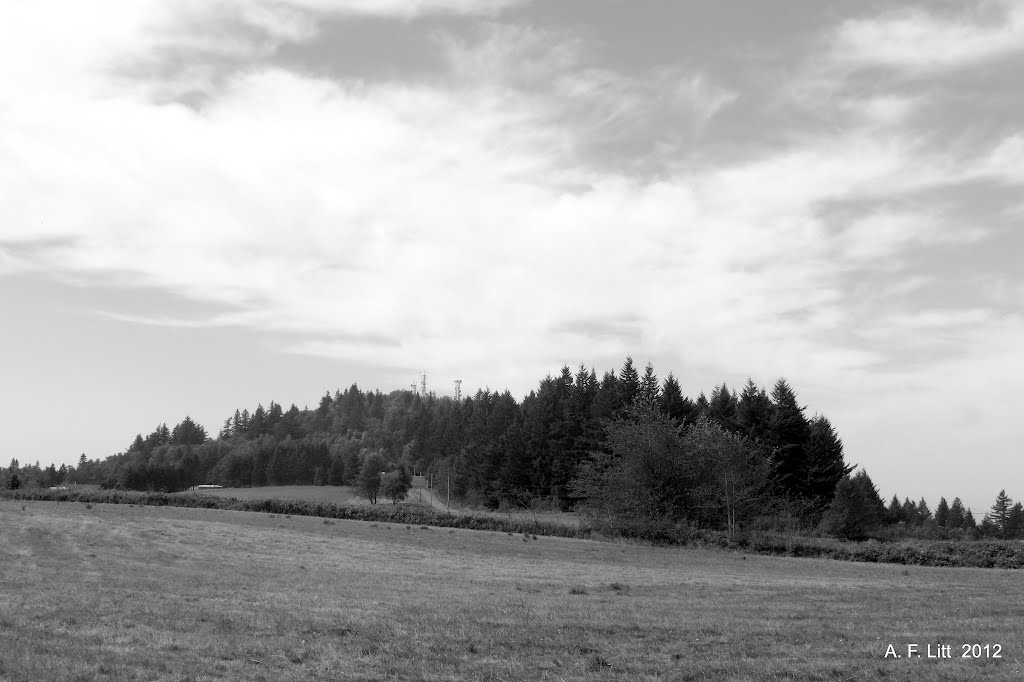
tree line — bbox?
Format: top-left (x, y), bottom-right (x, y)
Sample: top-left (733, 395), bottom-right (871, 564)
top-left (3, 357), bottom-right (1016, 540)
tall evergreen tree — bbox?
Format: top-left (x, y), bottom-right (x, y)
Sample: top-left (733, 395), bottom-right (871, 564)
top-left (916, 497), bottom-right (931, 523)
top-left (638, 363), bottom-right (660, 407)
top-left (886, 494), bottom-right (903, 525)
top-left (935, 497), bottom-right (949, 527)
top-left (659, 373), bottom-right (693, 424)
top-left (735, 379), bottom-right (772, 442)
top-left (901, 497), bottom-right (917, 524)
top-left (618, 356), bottom-right (640, 407)
top-left (694, 392), bottom-right (709, 419)
top-left (249, 405), bottom-right (266, 437)
top-left (947, 497), bottom-right (966, 528)
top-left (819, 470), bottom-right (882, 540)
top-left (990, 490), bottom-right (1013, 537)
top-left (1007, 502), bottom-right (1024, 539)
top-left (171, 416), bottom-right (208, 446)
top-left (316, 392), bottom-right (333, 422)
top-left (767, 379), bottom-right (811, 498)
top-left (592, 370), bottom-right (621, 422)
top-left (802, 415), bottom-right (853, 505)
top-left (707, 384), bottom-right (738, 432)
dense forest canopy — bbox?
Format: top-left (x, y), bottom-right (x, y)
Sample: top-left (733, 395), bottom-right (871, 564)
top-left (4, 357), bottom-right (1019, 539)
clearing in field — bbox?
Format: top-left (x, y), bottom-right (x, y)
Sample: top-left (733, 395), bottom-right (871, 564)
top-left (1, 499), bottom-right (1021, 681)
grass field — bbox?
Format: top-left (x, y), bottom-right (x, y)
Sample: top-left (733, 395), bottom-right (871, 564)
top-left (190, 484), bottom-right (580, 527)
top-left (1, 499), bottom-right (1021, 681)
top-left (185, 485), bottom-right (377, 507)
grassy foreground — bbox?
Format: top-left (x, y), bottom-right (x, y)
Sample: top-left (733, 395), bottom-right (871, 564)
top-left (1, 500), bottom-right (1022, 681)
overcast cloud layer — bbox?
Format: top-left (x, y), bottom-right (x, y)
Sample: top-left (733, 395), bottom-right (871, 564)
top-left (1, 0), bottom-right (1021, 513)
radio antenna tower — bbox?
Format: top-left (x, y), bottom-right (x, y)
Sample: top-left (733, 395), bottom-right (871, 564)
top-left (454, 379), bottom-right (462, 401)
top-left (410, 380), bottom-right (418, 394)
top-left (420, 371), bottom-right (427, 396)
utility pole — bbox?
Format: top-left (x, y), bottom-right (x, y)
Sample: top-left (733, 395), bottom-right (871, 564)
top-left (453, 379), bottom-right (462, 402)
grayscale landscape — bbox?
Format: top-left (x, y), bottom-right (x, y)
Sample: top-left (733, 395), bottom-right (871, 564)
top-left (2, 0), bottom-right (1023, 678)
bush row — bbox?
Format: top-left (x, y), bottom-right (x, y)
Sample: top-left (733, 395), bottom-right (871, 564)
top-left (5, 489), bottom-right (1021, 568)
top-left (580, 517), bottom-right (1024, 569)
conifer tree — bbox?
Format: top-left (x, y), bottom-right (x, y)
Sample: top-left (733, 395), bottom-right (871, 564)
top-left (1007, 502), bottom-right (1024, 539)
top-left (171, 416), bottom-right (207, 446)
top-left (592, 370), bottom-right (621, 421)
top-left (803, 414), bottom-right (853, 504)
top-left (990, 490), bottom-right (1013, 537)
top-left (886, 494), bottom-right (903, 524)
top-left (707, 384), bottom-right (738, 432)
top-left (819, 470), bottom-right (881, 540)
top-left (767, 379), bottom-right (811, 498)
top-left (694, 392), bottom-right (709, 419)
top-left (659, 373), bottom-right (693, 424)
top-left (618, 357), bottom-right (640, 407)
top-left (736, 379), bottom-right (772, 442)
top-left (916, 497), bottom-right (931, 523)
top-left (638, 363), bottom-right (660, 407)
top-left (948, 497), bottom-right (966, 529)
top-left (935, 497), bottom-right (949, 527)
top-left (316, 392), bottom-right (333, 421)
top-left (901, 497), bottom-right (917, 524)
top-left (249, 405), bottom-right (266, 437)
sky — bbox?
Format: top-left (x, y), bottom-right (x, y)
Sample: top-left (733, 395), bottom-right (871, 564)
top-left (1, 0), bottom-right (1021, 515)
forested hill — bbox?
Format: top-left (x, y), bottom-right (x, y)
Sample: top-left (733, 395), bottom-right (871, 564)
top-left (7, 356), bottom-right (1017, 539)
top-left (45, 357), bottom-right (847, 503)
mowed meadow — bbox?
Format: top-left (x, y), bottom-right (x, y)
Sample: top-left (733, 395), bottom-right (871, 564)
top-left (1, 500), bottom-right (1021, 681)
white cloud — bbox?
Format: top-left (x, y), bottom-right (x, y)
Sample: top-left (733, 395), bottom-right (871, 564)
top-left (836, 209), bottom-right (987, 263)
top-left (288, 0), bottom-right (528, 19)
top-left (832, 1), bottom-right (1024, 72)
top-left (840, 94), bottom-right (921, 128)
top-left (672, 73), bottom-right (738, 128)
top-left (1, 0), bottom-right (1019, 413)
top-left (983, 133), bottom-right (1024, 183)
top-left (438, 23), bottom-right (736, 148)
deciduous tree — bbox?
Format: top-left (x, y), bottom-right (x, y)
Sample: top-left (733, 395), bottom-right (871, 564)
top-left (685, 417), bottom-right (776, 536)
top-left (357, 450), bottom-right (386, 504)
top-left (381, 470), bottom-right (410, 504)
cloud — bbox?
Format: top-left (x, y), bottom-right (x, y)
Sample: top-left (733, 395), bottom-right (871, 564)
top-left (836, 209), bottom-right (988, 263)
top-left (983, 134), bottom-right (1024, 184)
top-left (672, 73), bottom-right (739, 128)
top-left (1, 0), bottom-right (1019, 409)
top-left (839, 94), bottom-right (921, 128)
top-left (94, 311), bottom-right (235, 329)
top-left (831, 1), bottom-right (1024, 72)
top-left (288, 0), bottom-right (529, 19)
top-left (437, 22), bottom-right (737, 158)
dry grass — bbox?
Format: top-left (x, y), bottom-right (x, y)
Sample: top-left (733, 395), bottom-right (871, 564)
top-left (1, 499), bottom-right (1021, 681)
top-left (192, 484), bottom-right (578, 527)
top-left (185, 485), bottom-right (372, 506)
